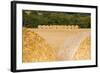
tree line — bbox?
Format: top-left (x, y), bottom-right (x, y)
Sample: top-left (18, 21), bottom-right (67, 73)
top-left (23, 10), bottom-right (91, 28)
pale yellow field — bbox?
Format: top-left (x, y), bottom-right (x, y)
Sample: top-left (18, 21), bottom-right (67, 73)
top-left (22, 28), bottom-right (91, 63)
top-left (73, 36), bottom-right (91, 60)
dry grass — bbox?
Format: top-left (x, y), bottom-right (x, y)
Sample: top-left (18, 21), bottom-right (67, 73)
top-left (73, 36), bottom-right (91, 60)
top-left (22, 28), bottom-right (58, 63)
top-left (22, 27), bottom-right (91, 63)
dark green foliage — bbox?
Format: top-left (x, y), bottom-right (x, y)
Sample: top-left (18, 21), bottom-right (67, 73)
top-left (23, 10), bottom-right (91, 28)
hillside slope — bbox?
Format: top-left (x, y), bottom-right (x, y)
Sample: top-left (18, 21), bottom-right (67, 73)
top-left (73, 36), bottom-right (91, 60)
top-left (22, 28), bottom-right (58, 62)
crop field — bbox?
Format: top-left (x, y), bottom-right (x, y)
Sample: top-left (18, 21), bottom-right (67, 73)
top-left (22, 28), bottom-right (91, 63)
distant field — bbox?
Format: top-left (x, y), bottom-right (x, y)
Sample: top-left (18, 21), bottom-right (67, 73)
top-left (22, 28), bottom-right (91, 63)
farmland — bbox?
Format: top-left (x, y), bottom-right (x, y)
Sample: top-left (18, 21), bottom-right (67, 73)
top-left (22, 10), bottom-right (91, 63)
top-left (22, 28), bottom-right (91, 63)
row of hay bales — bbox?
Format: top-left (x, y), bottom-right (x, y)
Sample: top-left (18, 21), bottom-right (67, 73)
top-left (38, 25), bottom-right (79, 29)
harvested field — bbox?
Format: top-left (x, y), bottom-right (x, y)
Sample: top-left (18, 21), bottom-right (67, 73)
top-left (73, 36), bottom-right (91, 60)
top-left (22, 28), bottom-right (91, 63)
